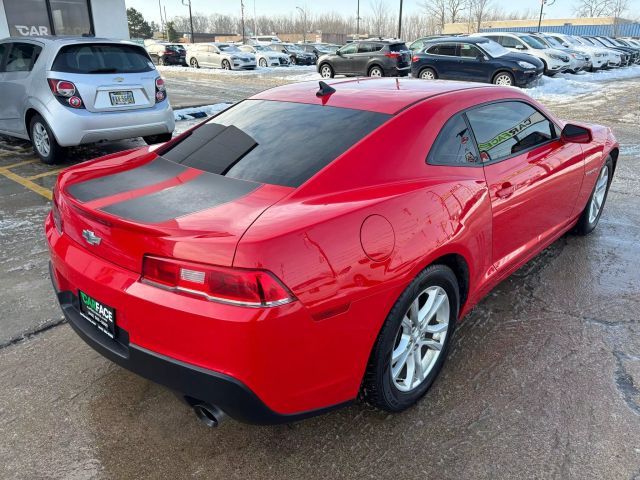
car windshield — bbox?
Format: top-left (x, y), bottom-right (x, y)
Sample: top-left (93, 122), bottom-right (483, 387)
top-left (51, 43), bottom-right (154, 74)
top-left (161, 100), bottom-right (390, 188)
top-left (520, 35), bottom-right (547, 49)
top-left (479, 40), bottom-right (509, 57)
top-left (219, 44), bottom-right (241, 52)
top-left (285, 44), bottom-right (304, 52)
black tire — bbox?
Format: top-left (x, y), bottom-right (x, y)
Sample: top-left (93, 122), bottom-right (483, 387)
top-left (143, 133), bottom-right (173, 145)
top-left (363, 264), bottom-right (459, 412)
top-left (368, 65), bottom-right (384, 77)
top-left (492, 71), bottom-right (514, 86)
top-left (419, 67), bottom-right (437, 80)
top-left (30, 114), bottom-right (63, 165)
top-left (290, 56), bottom-right (297, 65)
top-left (259, 58), bottom-right (268, 67)
top-left (222, 60), bottom-right (231, 70)
top-left (575, 157), bottom-right (613, 236)
top-left (190, 57), bottom-right (199, 68)
top-left (158, 57), bottom-right (166, 66)
top-left (319, 63), bottom-right (334, 78)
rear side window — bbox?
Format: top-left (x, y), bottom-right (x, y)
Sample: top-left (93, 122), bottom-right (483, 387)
top-left (428, 113), bottom-right (479, 166)
top-left (5, 43), bottom-right (42, 72)
top-left (162, 100), bottom-right (391, 188)
top-left (52, 44), bottom-right (154, 74)
top-left (466, 102), bottom-right (557, 163)
top-left (389, 43), bottom-right (408, 51)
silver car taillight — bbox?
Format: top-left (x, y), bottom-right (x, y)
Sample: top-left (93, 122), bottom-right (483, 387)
top-left (155, 77), bottom-right (167, 103)
top-left (48, 79), bottom-right (84, 109)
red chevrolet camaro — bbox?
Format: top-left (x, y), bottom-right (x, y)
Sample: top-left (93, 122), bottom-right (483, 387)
top-left (47, 78), bottom-right (618, 426)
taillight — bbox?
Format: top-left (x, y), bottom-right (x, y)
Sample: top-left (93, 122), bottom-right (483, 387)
top-left (385, 51), bottom-right (401, 59)
top-left (142, 256), bottom-right (295, 308)
top-left (155, 77), bottom-right (167, 103)
top-left (48, 78), bottom-right (84, 109)
top-left (412, 55), bottom-right (419, 63)
top-left (52, 189), bottom-right (63, 234)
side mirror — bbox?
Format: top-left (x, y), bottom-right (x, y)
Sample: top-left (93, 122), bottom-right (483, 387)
top-left (476, 54), bottom-right (488, 61)
top-left (336, 50), bottom-right (343, 56)
top-left (515, 44), bottom-right (525, 50)
top-left (561, 123), bottom-right (592, 144)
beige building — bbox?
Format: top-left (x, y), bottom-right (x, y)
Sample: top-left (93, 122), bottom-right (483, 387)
top-left (443, 17), bottom-right (633, 35)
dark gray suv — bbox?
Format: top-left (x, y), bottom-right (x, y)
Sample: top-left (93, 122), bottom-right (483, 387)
top-left (317, 40), bottom-right (411, 78)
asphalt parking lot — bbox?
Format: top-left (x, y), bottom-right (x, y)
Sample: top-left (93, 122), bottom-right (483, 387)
top-left (1, 70), bottom-right (640, 479)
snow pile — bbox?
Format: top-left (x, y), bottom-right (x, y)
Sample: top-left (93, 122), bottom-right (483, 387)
top-left (173, 103), bottom-right (231, 121)
top-left (158, 64), bottom-right (316, 77)
top-left (527, 64), bottom-right (640, 101)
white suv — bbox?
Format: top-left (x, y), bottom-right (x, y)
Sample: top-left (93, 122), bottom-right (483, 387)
top-left (0, 37), bottom-right (174, 164)
top-left (544, 33), bottom-right (609, 71)
top-left (471, 32), bottom-right (570, 76)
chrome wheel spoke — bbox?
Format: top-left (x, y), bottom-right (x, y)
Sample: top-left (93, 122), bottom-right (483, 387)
top-left (413, 349), bottom-right (424, 386)
top-left (419, 339), bottom-right (443, 351)
top-left (424, 322), bottom-right (448, 334)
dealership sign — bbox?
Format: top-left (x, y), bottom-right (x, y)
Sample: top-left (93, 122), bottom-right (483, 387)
top-left (13, 25), bottom-right (50, 36)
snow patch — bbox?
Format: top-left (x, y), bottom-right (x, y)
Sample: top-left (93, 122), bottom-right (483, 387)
top-left (158, 64), bottom-right (316, 77)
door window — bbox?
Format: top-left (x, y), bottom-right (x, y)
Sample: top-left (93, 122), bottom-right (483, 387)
top-left (340, 43), bottom-right (358, 54)
top-left (459, 43), bottom-right (483, 58)
top-left (427, 43), bottom-right (458, 56)
top-left (427, 113), bottom-right (479, 166)
top-left (466, 101), bottom-right (557, 163)
top-left (5, 43), bottom-right (42, 72)
top-left (357, 43), bottom-right (375, 53)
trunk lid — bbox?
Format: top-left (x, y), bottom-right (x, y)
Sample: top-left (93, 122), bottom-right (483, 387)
top-left (57, 153), bottom-right (292, 272)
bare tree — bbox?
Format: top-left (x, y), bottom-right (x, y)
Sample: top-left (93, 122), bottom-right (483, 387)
top-left (573, 0), bottom-right (612, 17)
top-left (422, 0), bottom-right (448, 33)
top-left (448, 0), bottom-right (467, 23)
top-left (369, 0), bottom-right (390, 37)
top-left (469, 0), bottom-right (493, 32)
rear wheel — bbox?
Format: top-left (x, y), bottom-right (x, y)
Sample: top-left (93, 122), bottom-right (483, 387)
top-left (30, 114), bottom-right (62, 165)
top-left (368, 65), bottom-right (384, 77)
top-left (143, 133), bottom-right (173, 145)
top-left (363, 264), bottom-right (459, 412)
top-left (419, 67), bottom-right (437, 80)
top-left (158, 57), bottom-right (166, 66)
top-left (320, 63), bottom-right (334, 78)
top-left (492, 71), bottom-right (514, 86)
top-left (575, 157), bottom-right (613, 235)
top-left (190, 57), bottom-right (199, 68)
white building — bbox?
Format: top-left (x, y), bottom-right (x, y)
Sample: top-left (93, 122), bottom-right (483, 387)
top-left (0, 0), bottom-right (129, 39)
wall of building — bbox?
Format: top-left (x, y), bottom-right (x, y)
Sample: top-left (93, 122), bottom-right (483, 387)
top-left (443, 17), bottom-right (635, 35)
top-left (0, 0), bottom-right (10, 38)
top-left (90, 0), bottom-right (128, 39)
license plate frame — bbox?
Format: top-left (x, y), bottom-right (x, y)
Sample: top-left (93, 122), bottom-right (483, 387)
top-left (78, 290), bottom-right (116, 339)
top-left (109, 90), bottom-right (135, 106)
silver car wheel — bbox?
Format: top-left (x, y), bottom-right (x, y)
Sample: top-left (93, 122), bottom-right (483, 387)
top-left (391, 286), bottom-right (450, 393)
top-left (369, 67), bottom-right (383, 77)
top-left (32, 122), bottom-right (50, 157)
top-left (420, 69), bottom-right (435, 80)
top-left (589, 164), bottom-right (610, 223)
top-left (259, 58), bottom-right (267, 67)
top-left (222, 60), bottom-right (231, 70)
top-left (494, 73), bottom-right (513, 85)
top-left (320, 65), bottom-right (332, 78)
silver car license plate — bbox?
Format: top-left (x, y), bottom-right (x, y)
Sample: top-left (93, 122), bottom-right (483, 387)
top-left (109, 91), bottom-right (134, 106)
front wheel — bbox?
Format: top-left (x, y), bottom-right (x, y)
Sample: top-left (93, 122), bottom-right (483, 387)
top-left (363, 264), bottom-right (459, 412)
top-left (290, 56), bottom-right (297, 65)
top-left (143, 133), bottom-right (173, 145)
top-left (222, 60), bottom-right (231, 70)
top-left (259, 58), bottom-right (267, 67)
top-left (575, 157), bottom-right (613, 235)
top-left (30, 114), bottom-right (63, 165)
top-left (492, 71), bottom-right (514, 86)
top-left (319, 63), bottom-right (334, 78)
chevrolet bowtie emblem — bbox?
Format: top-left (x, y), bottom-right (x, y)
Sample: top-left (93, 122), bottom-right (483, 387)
top-left (114, 77), bottom-right (124, 83)
top-left (82, 230), bottom-right (102, 246)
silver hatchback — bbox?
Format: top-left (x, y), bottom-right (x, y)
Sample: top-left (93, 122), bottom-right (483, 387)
top-left (0, 37), bottom-right (175, 164)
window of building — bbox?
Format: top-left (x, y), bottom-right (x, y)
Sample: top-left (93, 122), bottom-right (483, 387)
top-left (3, 0), bottom-right (93, 36)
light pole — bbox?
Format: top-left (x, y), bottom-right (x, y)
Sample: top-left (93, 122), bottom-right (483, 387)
top-left (397, 0), bottom-right (403, 39)
top-left (241, 1), bottom-right (246, 44)
top-left (356, 0), bottom-right (360, 39)
top-left (537, 0), bottom-right (555, 32)
top-left (181, 0), bottom-right (194, 43)
top-left (296, 6), bottom-right (307, 43)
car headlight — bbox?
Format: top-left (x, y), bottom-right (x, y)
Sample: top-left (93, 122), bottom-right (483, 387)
top-left (548, 53), bottom-right (564, 60)
top-left (517, 61), bottom-right (536, 69)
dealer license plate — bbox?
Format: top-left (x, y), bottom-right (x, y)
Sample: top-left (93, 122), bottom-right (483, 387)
top-left (78, 290), bottom-right (116, 339)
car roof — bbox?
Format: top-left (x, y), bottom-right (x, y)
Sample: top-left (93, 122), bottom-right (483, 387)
top-left (424, 36), bottom-right (492, 45)
top-left (0, 36), bottom-right (140, 47)
top-left (252, 78), bottom-right (505, 115)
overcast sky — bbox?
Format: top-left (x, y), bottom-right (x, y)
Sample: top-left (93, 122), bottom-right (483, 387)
top-left (125, 0), bottom-right (581, 25)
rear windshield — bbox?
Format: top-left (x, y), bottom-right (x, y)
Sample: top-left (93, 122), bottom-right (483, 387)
top-left (162, 100), bottom-right (390, 188)
top-left (52, 44), bottom-right (154, 74)
top-left (389, 43), bottom-right (409, 51)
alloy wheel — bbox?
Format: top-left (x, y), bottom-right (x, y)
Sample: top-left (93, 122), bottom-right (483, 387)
top-left (494, 73), bottom-right (513, 86)
top-left (420, 69), bottom-right (435, 80)
top-left (190, 58), bottom-right (198, 68)
top-left (369, 67), bottom-right (383, 77)
top-left (259, 58), bottom-right (267, 67)
top-left (320, 65), bottom-right (332, 78)
top-left (589, 164), bottom-right (609, 223)
top-left (391, 286), bottom-right (450, 392)
top-left (32, 122), bottom-right (50, 157)
top-left (222, 60), bottom-right (231, 70)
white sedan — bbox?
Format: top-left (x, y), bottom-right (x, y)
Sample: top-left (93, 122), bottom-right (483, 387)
top-left (238, 44), bottom-right (289, 67)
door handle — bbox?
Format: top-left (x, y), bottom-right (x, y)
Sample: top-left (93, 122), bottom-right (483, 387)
top-left (496, 182), bottom-right (515, 198)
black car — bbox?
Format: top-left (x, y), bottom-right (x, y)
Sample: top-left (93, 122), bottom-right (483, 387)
top-left (411, 37), bottom-right (544, 87)
top-left (299, 43), bottom-right (339, 63)
top-left (317, 40), bottom-right (411, 78)
top-left (146, 43), bottom-right (187, 66)
top-left (270, 43), bottom-right (315, 65)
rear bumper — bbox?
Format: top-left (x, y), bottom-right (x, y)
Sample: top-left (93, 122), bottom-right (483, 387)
top-left (46, 214), bottom-right (357, 424)
top-left (44, 99), bottom-right (175, 147)
top-left (52, 278), bottom-right (348, 425)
